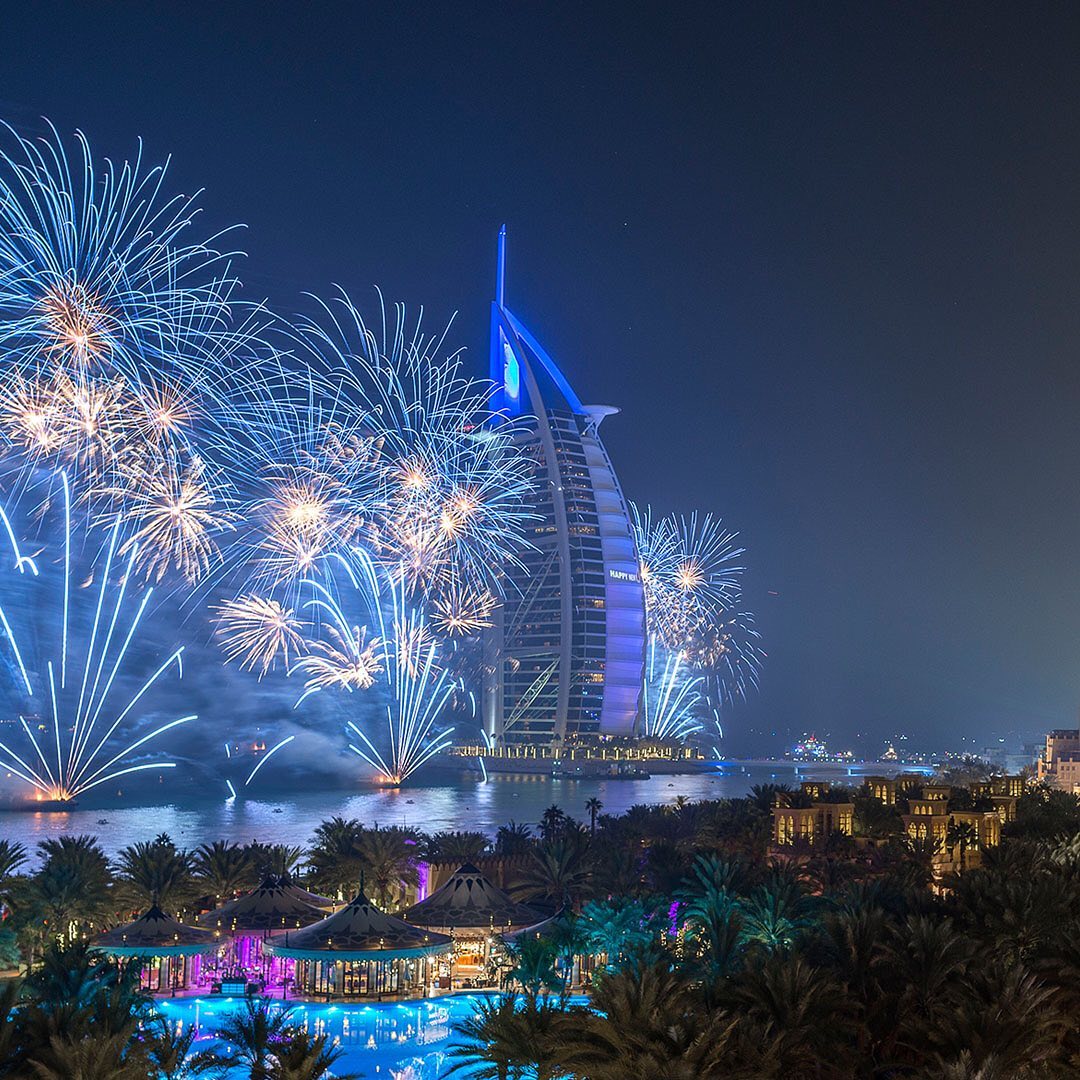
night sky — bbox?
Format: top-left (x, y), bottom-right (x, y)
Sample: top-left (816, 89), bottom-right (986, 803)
top-left (3, 3), bottom-right (1080, 757)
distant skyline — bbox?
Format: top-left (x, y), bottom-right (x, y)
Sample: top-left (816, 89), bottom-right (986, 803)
top-left (2, 4), bottom-right (1080, 754)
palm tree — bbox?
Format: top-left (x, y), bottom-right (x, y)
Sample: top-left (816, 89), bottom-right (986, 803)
top-left (500, 936), bottom-right (564, 999)
top-left (199, 998), bottom-right (298, 1080)
top-left (577, 899), bottom-right (659, 970)
top-left (427, 830), bottom-right (490, 864)
top-left (0, 839), bottom-right (27, 883)
top-left (28, 837), bottom-right (112, 946)
top-left (114, 836), bottom-right (195, 910)
top-left (917, 960), bottom-right (1061, 1077)
top-left (890, 914), bottom-right (973, 1061)
top-left (946, 820), bottom-right (979, 872)
top-left (0, 979), bottom-right (23, 1075)
top-left (495, 820), bottom-right (534, 858)
top-left (682, 851), bottom-right (748, 897)
top-left (26, 1031), bottom-right (144, 1080)
top-left (249, 843), bottom-right (305, 879)
top-left (590, 842), bottom-right (641, 898)
top-left (542, 913), bottom-right (589, 993)
top-left (354, 826), bottom-right (418, 909)
top-left (306, 817), bottom-right (365, 896)
top-left (550, 954), bottom-right (720, 1080)
top-left (266, 1028), bottom-right (359, 1079)
top-left (643, 839), bottom-right (688, 896)
top-left (748, 783), bottom-right (791, 813)
top-left (516, 836), bottom-right (591, 908)
top-left (447, 992), bottom-right (568, 1080)
top-left (23, 940), bottom-right (147, 1022)
top-left (728, 954), bottom-right (856, 1077)
top-left (193, 840), bottom-right (254, 900)
top-left (680, 884), bottom-right (743, 999)
top-left (739, 880), bottom-right (814, 953)
top-left (585, 797), bottom-right (603, 838)
top-left (539, 804), bottom-right (568, 841)
top-left (139, 1017), bottom-right (219, 1078)
top-left (14, 943), bottom-right (149, 1079)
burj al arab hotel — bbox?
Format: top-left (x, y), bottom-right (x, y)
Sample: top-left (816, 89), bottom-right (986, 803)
top-left (482, 228), bottom-right (646, 747)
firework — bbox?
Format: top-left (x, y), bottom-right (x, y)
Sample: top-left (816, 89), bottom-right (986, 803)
top-left (632, 503), bottom-right (763, 705)
top-left (103, 452), bottom-right (232, 583)
top-left (430, 584), bottom-right (497, 637)
top-left (632, 505), bottom-right (744, 645)
top-left (211, 352), bottom-right (380, 602)
top-left (690, 606), bottom-right (765, 708)
top-left (0, 474), bottom-right (194, 802)
top-left (295, 622), bottom-right (384, 694)
top-left (287, 290), bottom-right (536, 599)
top-left (0, 121), bottom-right (240, 385)
top-left (294, 572), bottom-right (455, 786)
top-left (346, 604), bottom-right (455, 786)
top-left (214, 594), bottom-right (307, 677)
top-left (639, 636), bottom-right (703, 742)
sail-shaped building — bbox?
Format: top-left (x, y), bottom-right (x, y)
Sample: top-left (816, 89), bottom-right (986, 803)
top-left (482, 228), bottom-right (646, 746)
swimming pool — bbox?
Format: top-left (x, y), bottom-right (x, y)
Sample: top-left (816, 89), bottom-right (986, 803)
top-left (156, 993), bottom-right (584, 1078)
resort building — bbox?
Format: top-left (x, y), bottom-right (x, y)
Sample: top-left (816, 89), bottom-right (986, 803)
top-left (865, 776), bottom-right (898, 805)
top-left (482, 228), bottom-right (646, 747)
top-left (901, 798), bottom-right (951, 846)
top-left (922, 783), bottom-right (952, 801)
top-left (400, 863), bottom-right (540, 989)
top-left (976, 774), bottom-right (1026, 798)
top-left (900, 798), bottom-right (1001, 872)
top-left (1037, 729), bottom-right (1080, 792)
top-left (91, 905), bottom-right (216, 994)
top-left (772, 800), bottom-right (855, 847)
top-left (265, 890), bottom-right (452, 999)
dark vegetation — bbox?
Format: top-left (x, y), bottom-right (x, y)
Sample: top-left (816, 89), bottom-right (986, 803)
top-left (0, 780), bottom-right (1078, 1076)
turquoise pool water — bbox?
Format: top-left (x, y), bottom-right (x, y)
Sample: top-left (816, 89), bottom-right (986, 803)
top-left (156, 993), bottom-right (584, 1078)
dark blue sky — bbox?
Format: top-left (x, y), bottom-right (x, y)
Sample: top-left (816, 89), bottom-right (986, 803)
top-left (3, 3), bottom-right (1080, 755)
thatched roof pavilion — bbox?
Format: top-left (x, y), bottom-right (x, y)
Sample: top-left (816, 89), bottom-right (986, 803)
top-left (91, 905), bottom-right (216, 993)
top-left (278, 872), bottom-right (335, 910)
top-left (197, 876), bottom-right (326, 935)
top-left (265, 890), bottom-right (451, 998)
top-left (92, 905), bottom-right (216, 958)
top-left (266, 891), bottom-right (451, 962)
top-left (400, 863), bottom-right (540, 933)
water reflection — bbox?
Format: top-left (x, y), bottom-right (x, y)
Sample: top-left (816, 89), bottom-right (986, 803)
top-left (0, 766), bottom-right (881, 860)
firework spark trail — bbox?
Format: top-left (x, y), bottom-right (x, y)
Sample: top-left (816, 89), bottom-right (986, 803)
top-left (293, 568), bottom-right (455, 786)
top-left (346, 603), bottom-right (456, 787)
top-left (639, 636), bottom-right (703, 742)
top-left (0, 121), bottom-right (260, 596)
top-left (214, 594), bottom-right (308, 676)
top-left (0, 473), bottom-right (194, 801)
top-left (632, 502), bottom-right (763, 704)
top-left (283, 289), bottom-right (536, 599)
top-left (0, 121), bottom-right (242, 384)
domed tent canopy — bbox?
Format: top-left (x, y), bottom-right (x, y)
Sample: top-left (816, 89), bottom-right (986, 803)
top-left (278, 871), bottom-right (335, 910)
top-left (92, 905), bottom-right (216, 958)
top-left (501, 909), bottom-right (566, 945)
top-left (265, 890), bottom-right (451, 999)
top-left (197, 876), bottom-right (326, 934)
top-left (267, 891), bottom-right (451, 962)
top-left (400, 864), bottom-right (540, 932)
top-left (91, 905), bottom-right (216, 994)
